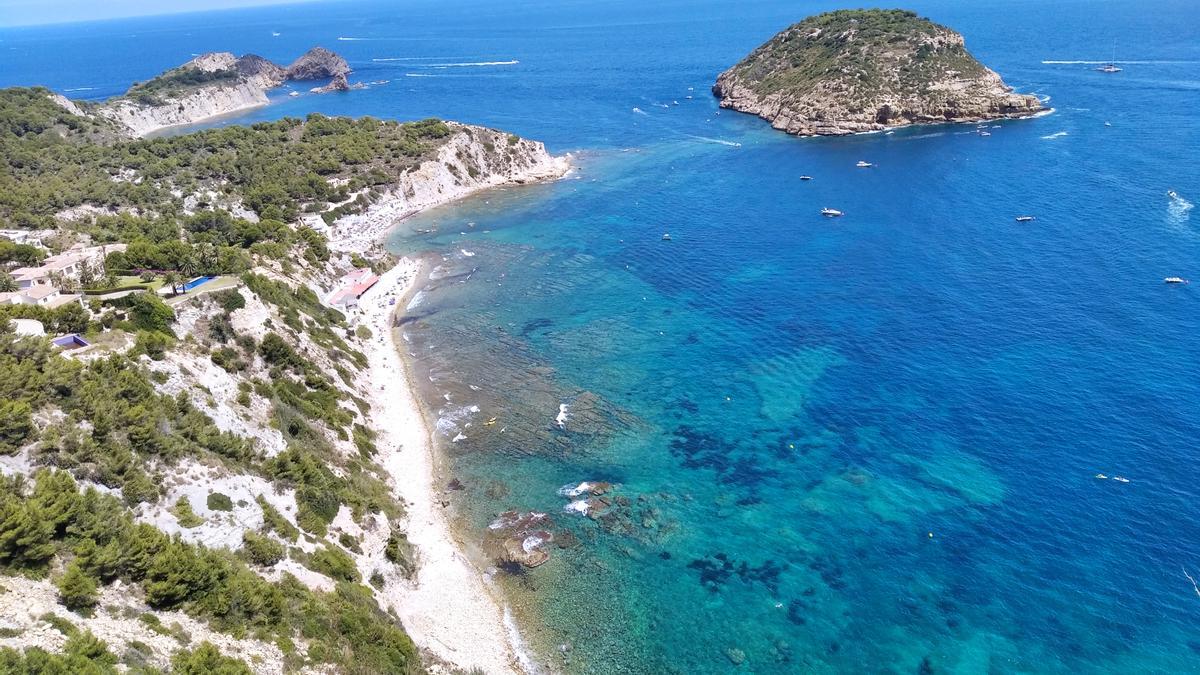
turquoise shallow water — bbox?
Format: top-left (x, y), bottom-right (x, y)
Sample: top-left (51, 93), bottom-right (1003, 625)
top-left (6, 0), bottom-right (1200, 671)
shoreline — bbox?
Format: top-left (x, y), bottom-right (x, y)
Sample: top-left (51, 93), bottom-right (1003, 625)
top-left (342, 154), bottom-right (570, 673)
top-left (357, 258), bottom-right (531, 674)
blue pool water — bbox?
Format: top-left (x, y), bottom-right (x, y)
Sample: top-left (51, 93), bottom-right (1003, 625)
top-left (182, 276), bottom-right (216, 291)
top-left (6, 0), bottom-right (1200, 671)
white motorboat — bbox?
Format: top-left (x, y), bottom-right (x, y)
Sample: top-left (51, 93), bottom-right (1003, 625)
top-left (821, 208), bottom-right (843, 217)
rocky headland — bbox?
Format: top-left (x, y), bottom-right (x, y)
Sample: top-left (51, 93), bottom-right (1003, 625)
top-left (713, 9), bottom-right (1044, 136)
top-left (91, 46), bottom-right (354, 137)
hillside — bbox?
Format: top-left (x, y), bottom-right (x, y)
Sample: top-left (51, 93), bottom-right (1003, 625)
top-left (91, 47), bottom-right (353, 137)
top-left (0, 85), bottom-right (567, 673)
top-left (713, 9), bottom-right (1043, 136)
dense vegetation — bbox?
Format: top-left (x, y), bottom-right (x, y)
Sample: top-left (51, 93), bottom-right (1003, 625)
top-left (0, 86), bottom-right (453, 228)
top-left (0, 470), bottom-right (421, 673)
top-left (724, 9), bottom-right (986, 100)
top-left (0, 78), bottom-right (439, 672)
top-left (125, 66), bottom-right (241, 105)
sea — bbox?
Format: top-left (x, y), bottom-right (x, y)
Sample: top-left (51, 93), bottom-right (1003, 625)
top-left (4, 0), bottom-right (1200, 672)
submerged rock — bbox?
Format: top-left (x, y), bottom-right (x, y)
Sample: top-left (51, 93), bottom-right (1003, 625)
top-left (486, 510), bottom-right (554, 568)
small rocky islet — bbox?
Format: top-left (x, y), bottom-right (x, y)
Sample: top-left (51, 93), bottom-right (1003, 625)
top-left (713, 8), bottom-right (1043, 136)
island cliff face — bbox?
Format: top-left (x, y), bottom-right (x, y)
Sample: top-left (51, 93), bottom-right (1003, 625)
top-left (713, 9), bottom-right (1043, 137)
top-left (94, 47), bottom-right (352, 137)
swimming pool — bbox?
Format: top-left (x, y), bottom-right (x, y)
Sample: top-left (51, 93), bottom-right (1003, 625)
top-left (181, 276), bottom-right (215, 291)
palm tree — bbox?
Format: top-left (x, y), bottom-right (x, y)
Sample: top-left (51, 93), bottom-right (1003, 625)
top-left (179, 255), bottom-right (199, 294)
top-left (162, 271), bottom-right (181, 296)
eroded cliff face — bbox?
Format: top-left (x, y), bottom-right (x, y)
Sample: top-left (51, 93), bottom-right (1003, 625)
top-left (93, 47), bottom-right (352, 137)
top-left (713, 9), bottom-right (1044, 136)
top-left (324, 123), bottom-right (571, 250)
top-left (97, 80), bottom-right (272, 137)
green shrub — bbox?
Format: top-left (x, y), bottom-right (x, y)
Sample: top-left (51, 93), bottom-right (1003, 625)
top-left (121, 469), bottom-right (159, 506)
top-left (56, 560), bottom-right (98, 611)
top-left (0, 400), bottom-right (34, 455)
top-left (255, 496), bottom-right (298, 542)
top-left (308, 545), bottom-right (359, 583)
top-left (128, 293), bottom-right (175, 334)
top-left (212, 289), bottom-right (245, 313)
top-left (171, 497), bottom-right (204, 528)
top-left (133, 330), bottom-right (171, 360)
top-left (206, 492), bottom-right (233, 512)
top-left (241, 531), bottom-right (284, 567)
top-left (337, 532), bottom-right (361, 554)
top-left (171, 642), bottom-right (252, 674)
top-left (383, 530), bottom-right (416, 579)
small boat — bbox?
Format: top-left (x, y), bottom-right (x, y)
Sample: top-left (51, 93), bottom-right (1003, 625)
top-left (484, 417), bottom-right (498, 426)
top-left (856, 161), bottom-right (873, 168)
top-left (799, 175), bottom-right (813, 181)
top-left (1113, 476), bottom-right (1130, 483)
top-left (1097, 42), bottom-right (1121, 73)
top-left (1164, 277), bottom-right (1189, 284)
top-left (288, 91), bottom-right (300, 97)
top-left (1168, 190), bottom-right (1180, 200)
top-left (662, 233), bottom-right (672, 241)
top-left (978, 130), bottom-right (992, 137)
top-left (820, 208), bottom-right (843, 217)
top-left (1095, 473), bottom-right (1108, 479)
top-left (1015, 216), bottom-right (1035, 222)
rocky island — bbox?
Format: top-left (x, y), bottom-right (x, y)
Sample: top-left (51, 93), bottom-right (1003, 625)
top-left (713, 9), bottom-right (1043, 136)
top-left (93, 46), bottom-right (354, 137)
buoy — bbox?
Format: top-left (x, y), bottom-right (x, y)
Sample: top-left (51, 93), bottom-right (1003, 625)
top-left (928, 532), bottom-right (934, 538)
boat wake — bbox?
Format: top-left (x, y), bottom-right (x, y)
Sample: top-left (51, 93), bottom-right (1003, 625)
top-left (1040, 131), bottom-right (1069, 140)
top-left (420, 60), bottom-right (519, 68)
top-left (372, 56), bottom-right (470, 62)
top-left (682, 134), bottom-right (741, 147)
top-left (1042, 59), bottom-right (1200, 65)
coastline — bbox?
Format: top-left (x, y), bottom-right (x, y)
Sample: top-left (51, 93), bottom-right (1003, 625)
top-left (341, 152), bottom-right (570, 673)
top-left (356, 259), bottom-right (529, 673)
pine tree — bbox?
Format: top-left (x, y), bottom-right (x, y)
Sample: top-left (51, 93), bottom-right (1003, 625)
top-left (0, 500), bottom-right (55, 568)
top-left (57, 560), bottom-right (99, 611)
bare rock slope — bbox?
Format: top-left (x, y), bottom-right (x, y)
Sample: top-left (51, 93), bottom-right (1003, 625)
top-left (94, 46), bottom-right (352, 136)
top-left (713, 9), bottom-right (1043, 136)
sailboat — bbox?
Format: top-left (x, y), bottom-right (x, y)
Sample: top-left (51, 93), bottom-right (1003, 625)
top-left (1097, 42), bottom-right (1121, 73)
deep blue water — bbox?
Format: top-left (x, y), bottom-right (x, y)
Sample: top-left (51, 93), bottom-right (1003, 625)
top-left (6, 0), bottom-right (1200, 672)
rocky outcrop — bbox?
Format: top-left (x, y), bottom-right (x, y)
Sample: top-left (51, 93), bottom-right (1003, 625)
top-left (311, 72), bottom-right (364, 94)
top-left (93, 46), bottom-right (354, 137)
top-left (286, 47), bottom-right (351, 80)
top-left (713, 9), bottom-right (1043, 136)
top-left (323, 123), bottom-right (571, 251)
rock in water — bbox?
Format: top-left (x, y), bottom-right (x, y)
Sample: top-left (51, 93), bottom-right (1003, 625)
top-left (712, 9), bottom-right (1043, 136)
top-left (311, 73), bottom-right (355, 94)
top-left (285, 47), bottom-right (351, 80)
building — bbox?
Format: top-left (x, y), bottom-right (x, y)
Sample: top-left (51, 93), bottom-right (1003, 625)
top-left (328, 268), bottom-right (379, 309)
top-left (0, 286), bottom-right (81, 308)
top-left (11, 243), bottom-right (127, 290)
